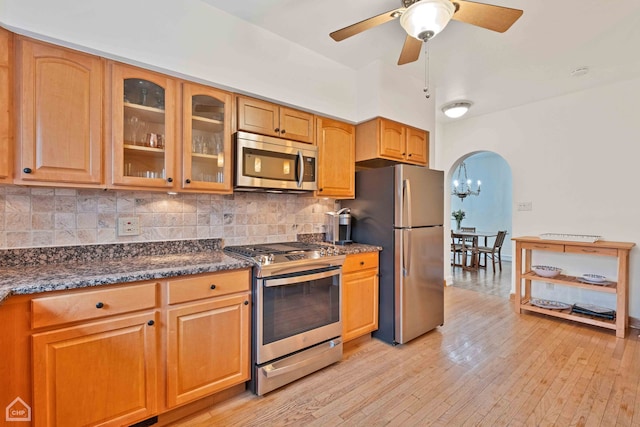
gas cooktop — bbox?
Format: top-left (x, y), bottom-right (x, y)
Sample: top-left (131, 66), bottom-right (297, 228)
top-left (224, 241), bottom-right (344, 272)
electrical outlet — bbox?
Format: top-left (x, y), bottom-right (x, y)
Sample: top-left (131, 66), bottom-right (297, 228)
top-left (118, 216), bottom-right (140, 236)
top-left (517, 201), bottom-right (533, 211)
top-left (545, 282), bottom-right (555, 290)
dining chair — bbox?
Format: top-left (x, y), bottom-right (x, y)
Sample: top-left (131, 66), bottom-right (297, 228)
top-left (451, 231), bottom-right (465, 267)
top-left (460, 234), bottom-right (479, 271)
top-left (477, 230), bottom-right (508, 272)
top-left (459, 226), bottom-right (476, 244)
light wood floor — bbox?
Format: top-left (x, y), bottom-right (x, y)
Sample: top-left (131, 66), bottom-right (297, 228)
top-left (169, 271), bottom-right (640, 426)
top-left (450, 259), bottom-right (512, 299)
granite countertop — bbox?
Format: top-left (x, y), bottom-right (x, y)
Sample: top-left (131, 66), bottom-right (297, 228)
top-left (0, 239), bottom-right (381, 304)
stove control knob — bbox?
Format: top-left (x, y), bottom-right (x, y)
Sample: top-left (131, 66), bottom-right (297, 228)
top-left (319, 248), bottom-right (327, 256)
top-left (268, 253), bottom-right (275, 263)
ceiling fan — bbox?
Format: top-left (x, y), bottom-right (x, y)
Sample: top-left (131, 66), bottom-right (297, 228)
top-left (330, 0), bottom-right (523, 65)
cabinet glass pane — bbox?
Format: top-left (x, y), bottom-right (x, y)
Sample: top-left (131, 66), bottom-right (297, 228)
top-left (123, 79), bottom-right (166, 179)
top-left (191, 94), bottom-right (225, 183)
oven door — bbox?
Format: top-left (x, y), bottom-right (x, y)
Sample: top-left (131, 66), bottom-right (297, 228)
top-left (256, 266), bottom-right (342, 365)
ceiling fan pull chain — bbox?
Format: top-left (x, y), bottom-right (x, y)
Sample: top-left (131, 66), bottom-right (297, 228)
top-left (423, 42), bottom-right (430, 99)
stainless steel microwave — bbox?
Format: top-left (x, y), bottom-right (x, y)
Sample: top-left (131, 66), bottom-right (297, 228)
top-left (234, 131), bottom-right (317, 192)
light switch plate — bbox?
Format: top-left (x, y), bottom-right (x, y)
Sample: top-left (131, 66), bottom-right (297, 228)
top-left (117, 216), bottom-right (140, 236)
top-left (517, 201), bottom-right (533, 211)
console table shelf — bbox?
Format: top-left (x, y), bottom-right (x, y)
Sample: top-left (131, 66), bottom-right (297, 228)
top-left (513, 236), bottom-right (635, 338)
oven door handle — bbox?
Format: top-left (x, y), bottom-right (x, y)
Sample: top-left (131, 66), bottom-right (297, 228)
top-left (262, 339), bottom-right (342, 378)
top-left (262, 267), bottom-right (340, 287)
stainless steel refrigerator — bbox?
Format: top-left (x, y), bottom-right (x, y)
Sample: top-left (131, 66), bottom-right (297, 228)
top-left (342, 165), bottom-right (444, 345)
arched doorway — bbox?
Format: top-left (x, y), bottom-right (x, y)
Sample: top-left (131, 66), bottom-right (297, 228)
top-left (448, 151), bottom-right (513, 298)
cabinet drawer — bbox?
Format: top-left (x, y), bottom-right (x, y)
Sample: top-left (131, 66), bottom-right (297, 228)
top-left (343, 252), bottom-right (379, 274)
top-left (32, 282), bottom-right (158, 329)
top-left (168, 269), bottom-right (251, 305)
top-left (564, 245), bottom-right (618, 257)
top-left (521, 242), bottom-right (564, 252)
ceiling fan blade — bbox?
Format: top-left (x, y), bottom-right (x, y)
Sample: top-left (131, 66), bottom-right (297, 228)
top-left (330, 7), bottom-right (404, 41)
top-left (397, 35), bottom-right (422, 65)
top-left (452, 0), bottom-right (523, 33)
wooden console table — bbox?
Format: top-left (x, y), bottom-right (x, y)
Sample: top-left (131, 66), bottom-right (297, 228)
top-left (513, 236), bottom-right (635, 338)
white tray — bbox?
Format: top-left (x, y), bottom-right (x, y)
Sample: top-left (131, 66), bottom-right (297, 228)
top-left (539, 233), bottom-right (602, 243)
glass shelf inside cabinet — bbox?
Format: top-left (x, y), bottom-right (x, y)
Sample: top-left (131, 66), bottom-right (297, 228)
top-left (123, 78), bottom-right (166, 179)
top-left (190, 94), bottom-right (226, 184)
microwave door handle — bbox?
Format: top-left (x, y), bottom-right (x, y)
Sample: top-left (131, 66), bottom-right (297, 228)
top-left (296, 150), bottom-right (304, 188)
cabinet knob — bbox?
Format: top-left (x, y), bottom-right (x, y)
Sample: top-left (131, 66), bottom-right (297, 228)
top-left (281, 129), bottom-right (286, 135)
top-left (408, 153), bottom-right (412, 157)
top-left (95, 302), bottom-right (104, 309)
top-left (318, 188), bottom-right (323, 192)
top-left (147, 320), bottom-right (155, 326)
top-left (185, 179), bottom-right (191, 184)
top-left (274, 128), bottom-right (280, 133)
top-left (360, 261), bottom-right (365, 266)
top-left (210, 284), bottom-right (216, 290)
top-left (167, 177), bottom-right (173, 183)
top-left (244, 300), bottom-right (249, 305)
top-left (402, 152), bottom-right (406, 155)
top-left (23, 167), bottom-right (32, 174)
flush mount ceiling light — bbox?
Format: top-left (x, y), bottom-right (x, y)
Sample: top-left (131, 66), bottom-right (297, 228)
top-left (442, 101), bottom-right (473, 118)
top-left (399, 0), bottom-right (456, 42)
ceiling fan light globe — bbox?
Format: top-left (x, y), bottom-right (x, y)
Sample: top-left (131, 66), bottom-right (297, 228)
top-left (400, 0), bottom-right (455, 41)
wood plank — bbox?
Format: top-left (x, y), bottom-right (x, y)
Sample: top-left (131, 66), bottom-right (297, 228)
top-left (165, 265), bottom-right (640, 427)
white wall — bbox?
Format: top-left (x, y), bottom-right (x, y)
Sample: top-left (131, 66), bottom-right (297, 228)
top-left (0, 0), bottom-right (434, 130)
top-left (437, 76), bottom-right (640, 319)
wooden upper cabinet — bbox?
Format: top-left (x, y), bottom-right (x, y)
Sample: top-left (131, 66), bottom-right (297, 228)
top-left (315, 116), bottom-right (355, 199)
top-left (182, 82), bottom-right (233, 193)
top-left (15, 37), bottom-right (103, 185)
top-left (406, 125), bottom-right (428, 165)
top-left (0, 28), bottom-right (12, 183)
top-left (355, 117), bottom-right (429, 167)
top-left (237, 95), bottom-right (314, 143)
top-left (378, 119), bottom-right (405, 161)
top-left (108, 62), bottom-right (177, 189)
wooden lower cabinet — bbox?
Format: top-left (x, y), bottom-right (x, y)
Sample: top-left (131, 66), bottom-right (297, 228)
top-left (166, 292), bottom-right (251, 407)
top-left (342, 252), bottom-right (379, 342)
top-left (0, 269), bottom-right (252, 427)
top-left (32, 311), bottom-right (159, 427)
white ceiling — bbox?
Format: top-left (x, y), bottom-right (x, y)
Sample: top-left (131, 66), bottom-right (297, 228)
top-left (201, 0), bottom-right (640, 122)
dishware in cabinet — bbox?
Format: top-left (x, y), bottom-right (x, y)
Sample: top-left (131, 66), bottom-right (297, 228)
top-left (181, 83), bottom-right (232, 192)
top-left (109, 63), bottom-right (176, 189)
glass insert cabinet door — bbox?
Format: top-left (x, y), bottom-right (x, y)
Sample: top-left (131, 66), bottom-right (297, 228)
top-left (182, 83), bottom-right (232, 192)
top-left (110, 63), bottom-right (176, 188)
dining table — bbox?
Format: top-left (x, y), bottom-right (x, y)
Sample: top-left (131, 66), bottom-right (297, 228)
top-left (452, 230), bottom-right (501, 270)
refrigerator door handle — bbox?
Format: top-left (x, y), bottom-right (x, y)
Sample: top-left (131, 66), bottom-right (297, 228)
top-left (404, 229), bottom-right (412, 277)
top-left (404, 178), bottom-right (412, 227)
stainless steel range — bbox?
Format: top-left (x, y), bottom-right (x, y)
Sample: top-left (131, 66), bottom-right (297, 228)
top-left (224, 242), bottom-right (345, 395)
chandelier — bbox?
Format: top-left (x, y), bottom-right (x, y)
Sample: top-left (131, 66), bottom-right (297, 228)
top-left (452, 162), bottom-right (481, 201)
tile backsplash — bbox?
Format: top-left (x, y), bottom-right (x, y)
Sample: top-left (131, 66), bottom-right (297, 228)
top-left (0, 186), bottom-right (337, 249)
